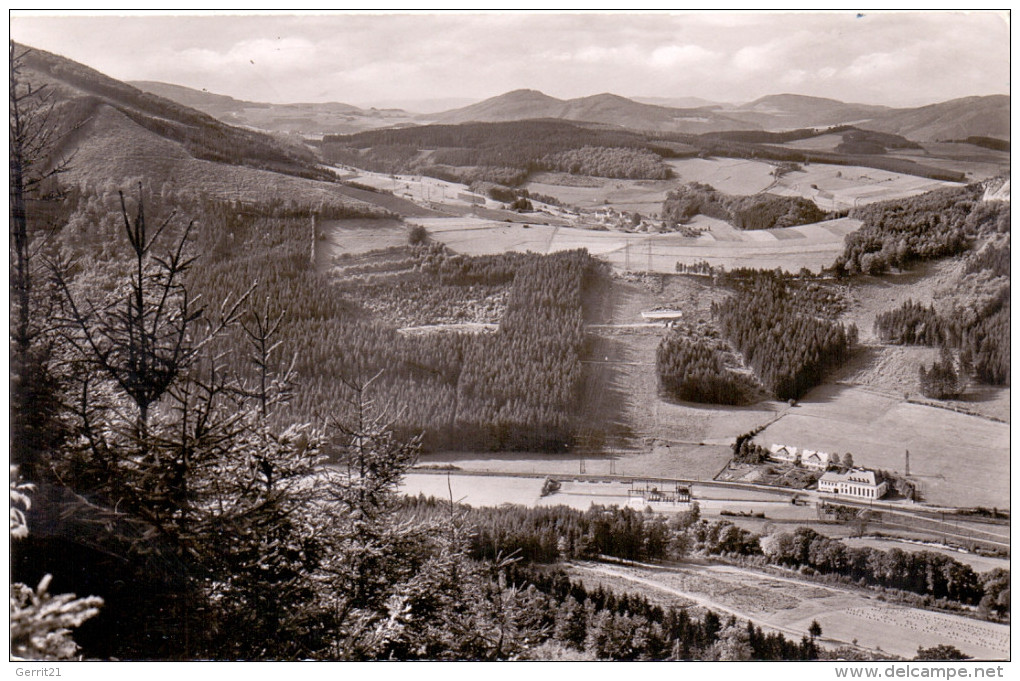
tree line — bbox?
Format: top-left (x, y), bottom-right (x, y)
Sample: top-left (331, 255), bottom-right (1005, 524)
top-left (400, 496), bottom-right (1006, 614)
top-left (540, 146), bottom-right (672, 179)
top-left (504, 563), bottom-right (820, 660)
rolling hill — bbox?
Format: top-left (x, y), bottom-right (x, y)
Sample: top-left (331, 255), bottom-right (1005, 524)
top-left (859, 95), bottom-right (1011, 142)
top-left (11, 44), bottom-right (385, 213)
top-left (631, 95), bottom-right (726, 109)
top-left (428, 89), bottom-right (758, 133)
top-left (721, 93), bottom-right (891, 129)
top-left (426, 90), bottom-right (1009, 143)
top-left (132, 78), bottom-right (1010, 147)
top-left (132, 80), bottom-right (420, 136)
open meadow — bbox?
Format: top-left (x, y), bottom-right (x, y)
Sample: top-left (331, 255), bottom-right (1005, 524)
top-left (525, 172), bottom-right (677, 214)
top-left (400, 473), bottom-right (545, 507)
top-left (567, 560), bottom-right (1010, 660)
top-left (412, 214), bottom-right (863, 274)
top-left (665, 157), bottom-right (777, 194)
top-left (768, 163), bottom-right (959, 211)
top-left (886, 145), bottom-right (1010, 184)
top-left (664, 157), bottom-right (961, 209)
top-left (317, 218), bottom-right (409, 266)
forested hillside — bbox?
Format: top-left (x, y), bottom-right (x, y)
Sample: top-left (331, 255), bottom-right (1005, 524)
top-left (842, 182), bottom-right (1009, 388)
top-left (317, 119), bottom-right (681, 185)
top-left (837, 184), bottom-right (1008, 275)
top-left (713, 271), bottom-right (857, 400)
top-left (15, 43), bottom-right (330, 182)
top-left (39, 185), bottom-right (605, 453)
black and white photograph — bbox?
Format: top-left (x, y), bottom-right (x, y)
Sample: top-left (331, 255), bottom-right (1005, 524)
top-left (8, 10), bottom-right (1011, 669)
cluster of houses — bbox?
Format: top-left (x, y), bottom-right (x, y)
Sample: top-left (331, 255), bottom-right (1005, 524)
top-left (589, 207), bottom-right (660, 232)
top-left (768, 444), bottom-right (888, 500)
top-left (768, 444), bottom-right (833, 470)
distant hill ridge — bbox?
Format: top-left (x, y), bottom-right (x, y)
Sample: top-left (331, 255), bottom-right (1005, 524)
top-left (429, 88), bottom-right (758, 134)
top-left (429, 89), bottom-right (1009, 142)
top-left (131, 80), bottom-right (419, 135)
top-left (133, 76), bottom-right (1009, 143)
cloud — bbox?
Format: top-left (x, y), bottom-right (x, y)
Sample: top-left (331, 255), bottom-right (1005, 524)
top-left (780, 69), bottom-right (808, 87)
top-left (731, 43), bottom-right (775, 73)
top-left (9, 11), bottom-right (1010, 106)
top-left (843, 50), bottom-right (915, 80)
top-left (176, 37), bottom-right (320, 73)
top-left (649, 44), bottom-right (716, 68)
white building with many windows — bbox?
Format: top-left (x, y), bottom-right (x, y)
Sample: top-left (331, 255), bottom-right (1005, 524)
top-left (817, 468), bottom-right (888, 500)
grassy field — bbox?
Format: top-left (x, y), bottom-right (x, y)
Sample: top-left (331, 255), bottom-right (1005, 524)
top-left (527, 158), bottom-right (966, 216)
top-left (755, 384), bottom-right (1010, 509)
top-left (344, 159), bottom-right (967, 275)
top-left (414, 215), bottom-right (863, 274)
top-left (768, 162), bottom-right (961, 211)
top-left (664, 158), bottom-right (776, 194)
top-left (400, 473), bottom-right (544, 507)
top-left (318, 218), bottom-right (409, 266)
top-left (567, 560), bottom-right (1010, 660)
top-left (777, 138), bottom-right (1010, 185)
top-left (525, 173), bottom-right (678, 214)
top-left (414, 445), bottom-right (734, 483)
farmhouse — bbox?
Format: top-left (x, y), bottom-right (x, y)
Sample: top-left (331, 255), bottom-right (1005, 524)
top-left (817, 468), bottom-right (888, 500)
top-left (768, 444), bottom-right (799, 465)
top-left (800, 449), bottom-right (832, 469)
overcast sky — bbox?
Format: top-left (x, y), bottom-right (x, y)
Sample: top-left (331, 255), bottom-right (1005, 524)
top-left (10, 11), bottom-right (1011, 109)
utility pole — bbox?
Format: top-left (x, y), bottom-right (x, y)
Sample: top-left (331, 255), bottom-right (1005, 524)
top-left (905, 449), bottom-right (910, 477)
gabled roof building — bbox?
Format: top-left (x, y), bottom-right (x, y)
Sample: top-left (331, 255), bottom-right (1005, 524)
top-left (817, 468), bottom-right (888, 500)
top-left (768, 444), bottom-right (799, 464)
top-left (800, 449), bottom-right (832, 469)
